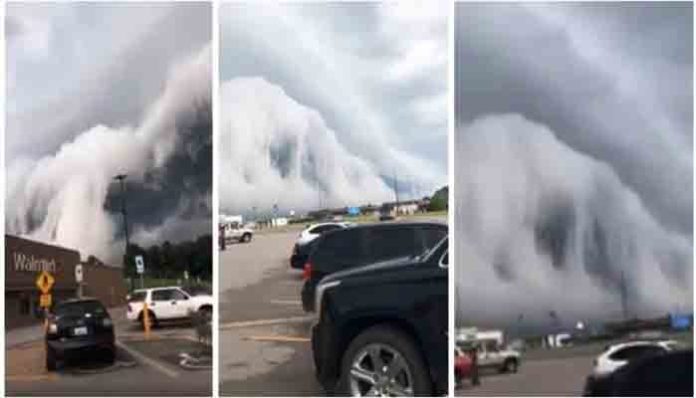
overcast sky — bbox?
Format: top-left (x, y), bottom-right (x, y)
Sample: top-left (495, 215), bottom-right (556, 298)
top-left (6, 3), bottom-right (212, 263)
top-left (455, 2), bottom-right (693, 330)
top-left (219, 2), bottom-right (447, 215)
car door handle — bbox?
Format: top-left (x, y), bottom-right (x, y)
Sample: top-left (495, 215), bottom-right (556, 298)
top-left (171, 301), bottom-right (177, 305)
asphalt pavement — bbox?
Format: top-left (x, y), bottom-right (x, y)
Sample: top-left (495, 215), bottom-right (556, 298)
top-left (456, 353), bottom-right (594, 396)
top-left (6, 306), bottom-right (212, 396)
top-left (219, 230), bottom-right (322, 396)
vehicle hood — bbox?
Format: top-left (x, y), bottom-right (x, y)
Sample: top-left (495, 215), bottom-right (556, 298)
top-left (321, 255), bottom-right (417, 284)
top-left (189, 294), bottom-right (213, 305)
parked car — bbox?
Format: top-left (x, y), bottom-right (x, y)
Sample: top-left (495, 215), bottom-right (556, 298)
top-left (297, 222), bottom-right (353, 246)
top-left (476, 338), bottom-right (521, 373)
top-left (290, 222), bottom-right (353, 269)
top-left (584, 349), bottom-right (693, 396)
top-left (455, 347), bottom-right (473, 385)
top-left (45, 298), bottom-right (115, 370)
top-left (223, 223), bottom-right (254, 244)
top-left (592, 340), bottom-right (679, 376)
top-left (584, 340), bottom-right (682, 395)
top-left (311, 237), bottom-right (448, 396)
top-left (126, 286), bottom-right (213, 329)
top-left (301, 222), bottom-right (447, 312)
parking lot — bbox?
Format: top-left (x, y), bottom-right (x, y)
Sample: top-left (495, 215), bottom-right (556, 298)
top-left (6, 307), bottom-right (212, 396)
top-left (456, 352), bottom-right (594, 396)
top-left (219, 229), bottom-right (321, 396)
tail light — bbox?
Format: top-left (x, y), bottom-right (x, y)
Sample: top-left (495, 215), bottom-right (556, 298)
top-left (303, 262), bottom-right (313, 281)
top-left (47, 322), bottom-right (58, 334)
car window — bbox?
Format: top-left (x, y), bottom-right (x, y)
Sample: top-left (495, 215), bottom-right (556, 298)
top-left (421, 227), bottom-right (448, 250)
top-left (54, 300), bottom-right (106, 316)
top-left (312, 229), bottom-right (365, 271)
top-left (171, 289), bottom-right (188, 300)
top-left (367, 227), bottom-right (420, 262)
top-left (610, 345), bottom-right (666, 361)
top-left (152, 289), bottom-right (174, 301)
top-left (128, 291), bottom-right (147, 302)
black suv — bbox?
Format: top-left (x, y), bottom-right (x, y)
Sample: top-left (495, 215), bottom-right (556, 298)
top-left (45, 298), bottom-right (116, 370)
top-left (301, 222), bottom-right (446, 312)
top-left (311, 237), bottom-right (448, 396)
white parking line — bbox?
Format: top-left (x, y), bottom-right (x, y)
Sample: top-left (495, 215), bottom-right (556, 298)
top-left (116, 341), bottom-right (179, 379)
top-left (269, 299), bottom-right (302, 306)
top-left (219, 315), bottom-right (314, 330)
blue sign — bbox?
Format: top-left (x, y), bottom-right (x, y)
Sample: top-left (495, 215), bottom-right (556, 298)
top-left (670, 313), bottom-right (692, 330)
top-left (347, 207), bottom-right (361, 216)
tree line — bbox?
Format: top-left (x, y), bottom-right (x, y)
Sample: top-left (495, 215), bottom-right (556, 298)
top-left (122, 235), bottom-right (212, 281)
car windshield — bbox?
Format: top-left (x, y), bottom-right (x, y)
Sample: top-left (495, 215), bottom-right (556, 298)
top-left (54, 300), bottom-right (106, 317)
top-left (128, 291), bottom-right (147, 302)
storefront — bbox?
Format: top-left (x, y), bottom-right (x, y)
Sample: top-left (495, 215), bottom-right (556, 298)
top-left (5, 235), bottom-right (127, 329)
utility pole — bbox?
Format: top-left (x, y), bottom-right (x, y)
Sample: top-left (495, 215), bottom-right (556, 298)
top-left (619, 270), bottom-right (629, 320)
top-left (114, 174), bottom-right (131, 275)
top-left (393, 169), bottom-right (400, 215)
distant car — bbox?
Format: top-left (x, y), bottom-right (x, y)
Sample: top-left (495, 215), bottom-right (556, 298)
top-left (584, 349), bottom-right (693, 396)
top-left (476, 338), bottom-right (521, 373)
top-left (379, 214), bottom-right (396, 221)
top-left (224, 224), bottom-right (253, 243)
top-left (301, 222), bottom-right (447, 312)
top-left (311, 237), bottom-right (448, 396)
top-left (455, 348), bottom-right (473, 384)
top-left (45, 298), bottom-right (115, 371)
top-left (126, 286), bottom-right (213, 329)
top-left (297, 222), bottom-right (353, 246)
top-left (592, 340), bottom-right (679, 377)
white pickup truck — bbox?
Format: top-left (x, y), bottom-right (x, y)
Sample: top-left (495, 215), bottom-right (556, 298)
top-left (223, 223), bottom-right (253, 243)
top-left (126, 286), bottom-right (213, 328)
top-left (477, 338), bottom-right (521, 373)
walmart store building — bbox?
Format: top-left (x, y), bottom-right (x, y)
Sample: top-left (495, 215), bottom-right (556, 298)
top-left (5, 235), bottom-right (127, 329)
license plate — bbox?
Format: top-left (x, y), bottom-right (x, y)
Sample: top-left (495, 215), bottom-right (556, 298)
top-left (73, 326), bottom-right (88, 336)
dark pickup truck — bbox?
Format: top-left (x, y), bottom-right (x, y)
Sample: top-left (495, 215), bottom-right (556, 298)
top-left (301, 222), bottom-right (447, 312)
top-left (311, 237), bottom-right (448, 396)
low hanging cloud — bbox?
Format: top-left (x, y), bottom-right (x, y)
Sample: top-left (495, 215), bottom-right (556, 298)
top-left (218, 3), bottom-right (447, 215)
top-left (6, 46), bottom-right (211, 263)
top-left (219, 77), bottom-right (410, 214)
top-left (455, 114), bottom-right (693, 330)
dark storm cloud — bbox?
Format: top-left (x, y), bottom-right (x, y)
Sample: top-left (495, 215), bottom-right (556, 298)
top-left (455, 2), bottom-right (693, 330)
top-left (456, 2), bottom-right (692, 236)
top-left (6, 3), bottom-right (211, 263)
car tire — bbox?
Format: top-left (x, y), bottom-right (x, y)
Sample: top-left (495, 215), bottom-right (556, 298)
top-left (502, 358), bottom-right (518, 373)
top-left (198, 306), bottom-right (212, 321)
top-left (337, 325), bottom-right (432, 397)
top-left (139, 310), bottom-right (157, 330)
top-left (46, 345), bottom-right (58, 371)
top-left (242, 233), bottom-right (252, 243)
top-left (105, 348), bottom-right (116, 364)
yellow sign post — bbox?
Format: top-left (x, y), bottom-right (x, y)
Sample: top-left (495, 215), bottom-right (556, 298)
top-left (36, 271), bottom-right (55, 294)
top-left (142, 302), bottom-right (151, 339)
top-left (40, 293), bottom-right (52, 308)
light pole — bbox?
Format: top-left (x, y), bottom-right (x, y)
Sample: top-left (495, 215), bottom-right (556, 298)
top-left (113, 174), bottom-right (132, 283)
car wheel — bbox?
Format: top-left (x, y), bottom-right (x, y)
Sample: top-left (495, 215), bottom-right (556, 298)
top-left (502, 358), bottom-right (518, 373)
top-left (242, 233), bottom-right (252, 243)
top-left (198, 306), bottom-right (212, 321)
top-left (46, 346), bottom-right (58, 371)
top-left (338, 325), bottom-right (431, 396)
top-left (105, 348), bottom-right (116, 364)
